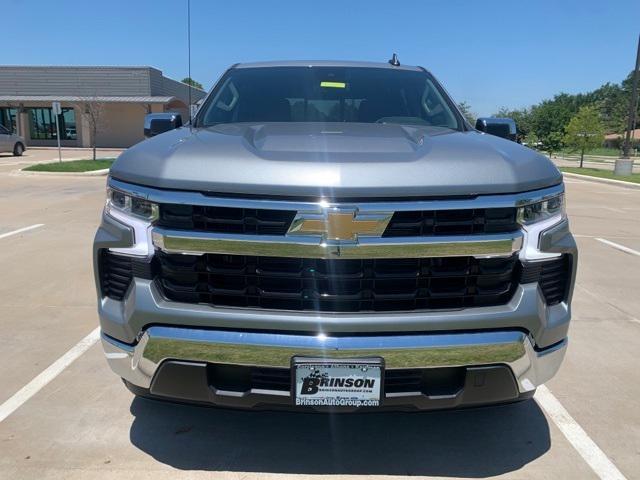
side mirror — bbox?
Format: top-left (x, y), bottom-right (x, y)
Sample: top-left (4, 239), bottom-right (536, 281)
top-left (475, 117), bottom-right (517, 142)
top-left (144, 113), bottom-right (183, 138)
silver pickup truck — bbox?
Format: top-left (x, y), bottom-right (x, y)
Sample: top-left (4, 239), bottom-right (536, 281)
top-left (94, 60), bottom-right (576, 411)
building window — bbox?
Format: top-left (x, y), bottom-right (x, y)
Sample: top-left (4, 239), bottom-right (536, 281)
top-left (29, 107), bottom-right (77, 140)
top-left (62, 108), bottom-right (77, 140)
top-left (0, 108), bottom-right (18, 134)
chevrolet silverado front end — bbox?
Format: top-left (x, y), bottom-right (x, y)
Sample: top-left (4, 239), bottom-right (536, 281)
top-left (94, 60), bottom-right (576, 411)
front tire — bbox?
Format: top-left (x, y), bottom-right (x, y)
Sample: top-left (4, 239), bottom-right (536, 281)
top-left (13, 143), bottom-right (24, 156)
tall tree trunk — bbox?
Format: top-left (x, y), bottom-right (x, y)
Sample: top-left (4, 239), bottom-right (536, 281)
top-left (92, 125), bottom-right (97, 160)
top-left (580, 145), bottom-right (584, 168)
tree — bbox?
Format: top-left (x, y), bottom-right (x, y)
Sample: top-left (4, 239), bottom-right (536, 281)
top-left (563, 106), bottom-right (605, 167)
top-left (457, 101), bottom-right (476, 125)
top-left (181, 77), bottom-right (203, 90)
top-left (487, 70), bottom-right (639, 151)
top-left (543, 131), bottom-right (564, 158)
top-left (523, 131), bottom-right (540, 149)
top-left (493, 107), bottom-right (533, 140)
top-left (530, 93), bottom-right (585, 141)
top-left (76, 98), bottom-right (106, 160)
top-left (590, 82), bottom-right (627, 135)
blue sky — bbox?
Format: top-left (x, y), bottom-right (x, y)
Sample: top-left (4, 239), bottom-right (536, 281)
top-left (5, 0), bottom-right (639, 115)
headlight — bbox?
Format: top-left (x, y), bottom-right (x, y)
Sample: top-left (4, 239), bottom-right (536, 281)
top-left (105, 187), bottom-right (158, 257)
top-left (106, 188), bottom-right (159, 222)
top-left (517, 193), bottom-right (565, 225)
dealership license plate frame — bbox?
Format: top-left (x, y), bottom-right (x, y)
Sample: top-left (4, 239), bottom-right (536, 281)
top-left (291, 357), bottom-right (384, 408)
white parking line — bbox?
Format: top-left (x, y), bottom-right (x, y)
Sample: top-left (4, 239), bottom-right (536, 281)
top-left (536, 385), bottom-right (627, 480)
top-left (574, 234), bottom-right (639, 239)
top-left (595, 238), bottom-right (640, 257)
top-left (0, 224), bottom-right (44, 240)
top-left (0, 327), bottom-right (100, 423)
top-left (601, 206), bottom-right (626, 214)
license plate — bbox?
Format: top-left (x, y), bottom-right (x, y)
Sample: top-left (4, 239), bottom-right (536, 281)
top-left (293, 358), bottom-right (383, 408)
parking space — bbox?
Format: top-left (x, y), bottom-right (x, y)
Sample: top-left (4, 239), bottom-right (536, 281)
top-left (0, 173), bottom-right (103, 407)
top-left (0, 170), bottom-right (638, 479)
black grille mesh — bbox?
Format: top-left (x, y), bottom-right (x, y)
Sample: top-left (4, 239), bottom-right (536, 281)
top-left (156, 252), bottom-right (520, 312)
top-left (158, 204), bottom-right (296, 235)
top-left (383, 208), bottom-right (518, 237)
top-left (157, 203), bottom-right (518, 237)
top-left (210, 364), bottom-right (465, 396)
top-left (103, 250), bottom-right (573, 309)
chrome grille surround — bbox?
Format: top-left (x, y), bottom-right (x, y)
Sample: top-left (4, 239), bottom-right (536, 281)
top-left (103, 178), bottom-right (563, 260)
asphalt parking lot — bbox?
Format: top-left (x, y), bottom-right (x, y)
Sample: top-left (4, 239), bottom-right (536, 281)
top-left (0, 152), bottom-right (639, 479)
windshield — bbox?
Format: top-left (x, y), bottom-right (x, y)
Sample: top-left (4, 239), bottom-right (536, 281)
top-left (197, 66), bottom-right (463, 130)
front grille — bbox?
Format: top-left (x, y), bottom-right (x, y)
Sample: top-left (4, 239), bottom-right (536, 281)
top-left (383, 208), bottom-right (518, 237)
top-left (156, 252), bottom-right (520, 312)
top-left (157, 203), bottom-right (518, 237)
top-left (157, 204), bottom-right (296, 235)
top-left (520, 255), bottom-right (571, 305)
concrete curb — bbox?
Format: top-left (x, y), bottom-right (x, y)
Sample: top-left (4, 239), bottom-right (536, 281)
top-left (16, 167), bottom-right (109, 177)
top-left (562, 172), bottom-right (640, 190)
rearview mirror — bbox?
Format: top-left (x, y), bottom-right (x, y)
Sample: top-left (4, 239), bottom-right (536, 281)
top-left (475, 117), bottom-right (517, 142)
top-left (144, 113), bottom-right (183, 138)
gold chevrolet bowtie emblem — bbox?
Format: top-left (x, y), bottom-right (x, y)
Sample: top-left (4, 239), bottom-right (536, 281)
top-left (287, 208), bottom-right (392, 242)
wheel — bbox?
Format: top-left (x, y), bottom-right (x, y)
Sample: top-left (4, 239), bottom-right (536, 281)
top-left (13, 143), bottom-right (24, 156)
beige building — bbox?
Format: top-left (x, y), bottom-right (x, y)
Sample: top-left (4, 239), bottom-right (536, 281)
top-left (0, 66), bottom-right (206, 148)
top-left (603, 128), bottom-right (640, 149)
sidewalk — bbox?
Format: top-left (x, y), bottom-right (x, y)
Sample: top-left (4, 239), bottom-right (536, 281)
top-left (551, 155), bottom-right (640, 174)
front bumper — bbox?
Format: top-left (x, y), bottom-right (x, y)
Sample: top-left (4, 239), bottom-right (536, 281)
top-left (102, 327), bottom-right (566, 411)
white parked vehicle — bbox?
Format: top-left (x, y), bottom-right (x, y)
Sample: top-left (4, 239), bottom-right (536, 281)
top-left (0, 125), bottom-right (25, 156)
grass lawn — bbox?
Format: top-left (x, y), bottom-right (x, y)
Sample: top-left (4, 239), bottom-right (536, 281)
top-left (560, 148), bottom-right (621, 158)
top-left (560, 167), bottom-right (640, 184)
top-left (23, 158), bottom-right (115, 172)
top-left (583, 147), bottom-right (622, 157)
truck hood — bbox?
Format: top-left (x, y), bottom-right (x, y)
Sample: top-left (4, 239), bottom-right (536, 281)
top-left (110, 123), bottom-right (561, 198)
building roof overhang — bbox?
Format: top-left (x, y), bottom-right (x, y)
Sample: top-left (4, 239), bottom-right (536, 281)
top-left (0, 95), bottom-right (175, 104)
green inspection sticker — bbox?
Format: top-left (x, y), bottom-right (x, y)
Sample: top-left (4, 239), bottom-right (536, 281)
top-left (320, 81), bottom-right (346, 88)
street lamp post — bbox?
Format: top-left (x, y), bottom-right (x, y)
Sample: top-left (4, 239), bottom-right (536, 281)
top-left (616, 34), bottom-right (640, 176)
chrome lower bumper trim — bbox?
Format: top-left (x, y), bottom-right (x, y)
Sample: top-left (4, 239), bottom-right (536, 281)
top-left (152, 228), bottom-right (523, 259)
top-left (101, 327), bottom-right (567, 394)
